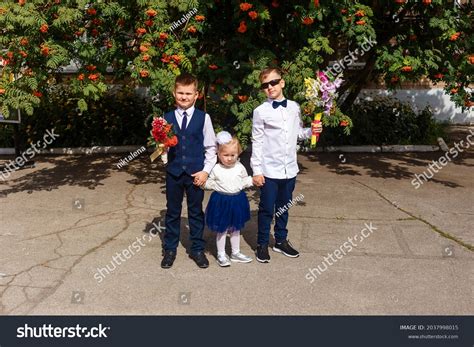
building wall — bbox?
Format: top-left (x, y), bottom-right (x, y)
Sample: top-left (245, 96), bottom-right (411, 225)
top-left (359, 87), bottom-right (473, 124)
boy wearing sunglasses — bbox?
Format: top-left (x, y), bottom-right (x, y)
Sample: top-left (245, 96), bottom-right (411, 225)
top-left (251, 67), bottom-right (322, 263)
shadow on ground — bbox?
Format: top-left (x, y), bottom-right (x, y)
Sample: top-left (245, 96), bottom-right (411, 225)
top-left (298, 151), bottom-right (473, 189)
top-left (1, 149), bottom-right (472, 199)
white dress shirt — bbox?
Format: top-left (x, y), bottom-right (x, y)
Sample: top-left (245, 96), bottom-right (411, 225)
top-left (204, 161), bottom-right (253, 194)
top-left (251, 98), bottom-right (312, 179)
top-left (174, 105), bottom-right (217, 174)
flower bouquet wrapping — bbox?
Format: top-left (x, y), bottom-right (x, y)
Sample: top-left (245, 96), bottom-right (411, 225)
top-left (148, 116), bottom-right (178, 164)
top-left (303, 71), bottom-right (352, 147)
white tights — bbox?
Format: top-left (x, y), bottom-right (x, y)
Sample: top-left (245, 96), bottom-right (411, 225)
top-left (216, 229), bottom-right (240, 256)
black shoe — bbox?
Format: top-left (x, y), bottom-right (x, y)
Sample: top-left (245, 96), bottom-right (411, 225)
top-left (273, 240), bottom-right (299, 258)
top-left (189, 251), bottom-right (209, 268)
top-left (256, 245), bottom-right (270, 263)
top-left (161, 250), bottom-right (176, 269)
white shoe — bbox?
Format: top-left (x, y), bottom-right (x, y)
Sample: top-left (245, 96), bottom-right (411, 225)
top-left (217, 254), bottom-right (231, 267)
top-left (230, 252), bottom-right (253, 263)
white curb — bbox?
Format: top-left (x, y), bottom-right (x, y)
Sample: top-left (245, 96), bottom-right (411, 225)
top-left (0, 144), bottom-right (442, 156)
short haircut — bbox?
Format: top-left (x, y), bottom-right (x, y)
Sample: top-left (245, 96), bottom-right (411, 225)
top-left (175, 73), bottom-right (198, 90)
top-left (259, 67), bottom-right (282, 82)
top-left (218, 136), bottom-right (243, 155)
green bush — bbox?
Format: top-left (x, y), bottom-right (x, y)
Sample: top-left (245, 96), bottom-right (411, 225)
top-left (0, 85), bottom-right (151, 149)
top-left (316, 96), bottom-right (447, 146)
top-left (0, 93), bottom-right (447, 149)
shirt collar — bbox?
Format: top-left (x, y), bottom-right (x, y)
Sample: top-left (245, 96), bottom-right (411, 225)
top-left (267, 98), bottom-right (287, 104)
top-left (177, 105), bottom-right (195, 116)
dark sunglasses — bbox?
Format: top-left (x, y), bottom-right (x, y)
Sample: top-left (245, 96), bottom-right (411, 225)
top-left (260, 78), bottom-right (281, 90)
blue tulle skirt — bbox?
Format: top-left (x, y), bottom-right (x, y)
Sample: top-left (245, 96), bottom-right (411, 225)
top-left (205, 191), bottom-right (250, 233)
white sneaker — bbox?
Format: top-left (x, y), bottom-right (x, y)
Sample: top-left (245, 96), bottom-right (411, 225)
top-left (217, 254), bottom-right (231, 267)
top-left (230, 252), bottom-right (253, 263)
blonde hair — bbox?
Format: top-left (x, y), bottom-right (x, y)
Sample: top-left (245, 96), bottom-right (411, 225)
top-left (218, 136), bottom-right (243, 155)
top-left (259, 67), bottom-right (282, 82)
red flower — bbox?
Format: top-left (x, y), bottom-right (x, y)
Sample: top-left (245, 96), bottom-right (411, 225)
top-left (140, 70), bottom-right (149, 78)
top-left (237, 95), bottom-right (248, 102)
top-left (208, 64), bottom-right (218, 70)
top-left (142, 54), bottom-right (151, 62)
top-left (92, 18), bottom-right (102, 26)
top-left (355, 10), bottom-right (365, 17)
top-left (33, 91), bottom-right (42, 98)
top-left (159, 33), bottom-right (168, 40)
top-left (20, 38), bottom-right (28, 46)
top-left (6, 51), bottom-right (14, 59)
top-left (165, 135), bottom-right (178, 147)
top-left (390, 76), bottom-right (399, 83)
top-left (469, 55), bottom-right (474, 64)
top-left (0, 89), bottom-right (5, 94)
top-left (341, 9), bottom-right (348, 14)
top-left (450, 88), bottom-right (458, 94)
top-left (86, 65), bottom-right (96, 71)
top-left (87, 8), bottom-right (96, 16)
top-left (195, 15), bottom-right (205, 21)
top-left (40, 45), bottom-right (50, 56)
top-left (409, 34), bottom-right (417, 41)
top-left (139, 45), bottom-right (149, 52)
top-left (248, 11), bottom-right (258, 20)
top-left (19, 50), bottom-right (27, 58)
top-left (88, 73), bottom-right (100, 81)
top-left (433, 73), bottom-right (443, 79)
top-left (237, 21), bottom-right (247, 33)
top-left (449, 32), bottom-right (460, 41)
top-left (19, 0), bottom-right (25, 6)
top-left (302, 17), bottom-right (314, 25)
top-left (313, 0), bottom-right (319, 6)
top-left (161, 54), bottom-right (171, 63)
top-left (401, 66), bottom-right (413, 72)
top-left (77, 73), bottom-right (85, 81)
top-left (340, 120), bottom-right (349, 127)
top-left (240, 3), bottom-right (253, 11)
top-left (171, 55), bottom-right (181, 64)
top-left (151, 118), bottom-right (176, 145)
top-left (187, 26), bottom-right (197, 33)
top-left (465, 100), bottom-right (474, 107)
top-left (136, 27), bottom-right (147, 35)
top-left (90, 28), bottom-right (99, 37)
top-left (146, 9), bottom-right (157, 17)
top-left (355, 20), bottom-right (366, 25)
top-left (144, 19), bottom-right (154, 27)
top-left (39, 24), bottom-right (49, 33)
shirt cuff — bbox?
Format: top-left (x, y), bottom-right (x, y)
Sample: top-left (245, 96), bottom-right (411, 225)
top-left (252, 167), bottom-right (263, 176)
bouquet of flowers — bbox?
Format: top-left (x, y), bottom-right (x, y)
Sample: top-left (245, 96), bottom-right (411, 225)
top-left (148, 116), bottom-right (178, 164)
top-left (303, 71), bottom-right (352, 147)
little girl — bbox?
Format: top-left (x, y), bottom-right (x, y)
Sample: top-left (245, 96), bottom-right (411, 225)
top-left (204, 131), bottom-right (253, 267)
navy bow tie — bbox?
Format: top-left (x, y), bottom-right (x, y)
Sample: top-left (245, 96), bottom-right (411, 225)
top-left (272, 99), bottom-right (287, 109)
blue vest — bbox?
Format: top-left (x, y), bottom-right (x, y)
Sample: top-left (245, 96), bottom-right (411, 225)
top-left (164, 109), bottom-right (205, 176)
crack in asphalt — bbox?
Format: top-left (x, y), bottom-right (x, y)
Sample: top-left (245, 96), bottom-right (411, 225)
top-left (352, 179), bottom-right (474, 252)
top-left (0, 184), bottom-right (139, 314)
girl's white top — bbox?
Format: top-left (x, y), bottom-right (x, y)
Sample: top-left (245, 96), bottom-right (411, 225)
top-left (204, 161), bottom-right (253, 194)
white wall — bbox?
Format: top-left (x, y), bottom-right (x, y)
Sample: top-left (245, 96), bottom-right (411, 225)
top-left (359, 89), bottom-right (473, 124)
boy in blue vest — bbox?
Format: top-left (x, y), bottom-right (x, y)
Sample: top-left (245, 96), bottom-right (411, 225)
top-left (251, 67), bottom-right (322, 263)
top-left (161, 73), bottom-right (217, 269)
